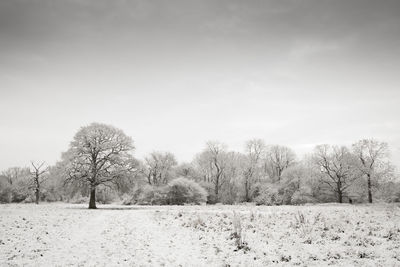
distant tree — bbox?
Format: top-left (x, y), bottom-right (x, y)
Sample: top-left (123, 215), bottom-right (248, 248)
top-left (62, 123), bottom-right (138, 209)
top-left (195, 141), bottom-right (229, 202)
top-left (352, 139), bottom-right (392, 203)
top-left (30, 162), bottom-right (49, 204)
top-left (1, 167), bottom-right (30, 185)
top-left (313, 145), bottom-right (359, 203)
top-left (145, 152), bottom-right (177, 185)
top-left (243, 139), bottom-right (265, 201)
top-left (266, 145), bottom-right (296, 182)
top-left (223, 151), bottom-right (246, 204)
top-left (175, 162), bottom-right (197, 179)
top-left (193, 152), bottom-right (213, 183)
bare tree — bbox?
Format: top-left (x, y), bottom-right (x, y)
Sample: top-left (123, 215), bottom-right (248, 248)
top-left (62, 123), bottom-right (138, 209)
top-left (207, 141), bottom-right (228, 202)
top-left (266, 145), bottom-right (296, 182)
top-left (313, 145), bottom-right (359, 203)
top-left (30, 162), bottom-right (49, 204)
top-left (243, 139), bottom-right (265, 201)
top-left (195, 141), bottom-right (229, 202)
top-left (175, 162), bottom-right (197, 179)
top-left (352, 139), bottom-right (392, 203)
top-left (223, 151), bottom-right (246, 204)
top-left (145, 152), bottom-right (177, 185)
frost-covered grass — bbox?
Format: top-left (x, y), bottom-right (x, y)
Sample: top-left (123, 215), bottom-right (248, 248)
top-left (1, 203), bottom-right (399, 266)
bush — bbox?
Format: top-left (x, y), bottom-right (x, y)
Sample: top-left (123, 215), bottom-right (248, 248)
top-left (168, 177), bottom-right (208, 205)
top-left (96, 188), bottom-right (119, 204)
top-left (291, 191), bottom-right (317, 205)
top-left (0, 183), bottom-right (12, 203)
top-left (22, 194), bottom-right (36, 203)
top-left (121, 193), bottom-right (134, 205)
top-left (198, 181), bottom-right (216, 204)
top-left (69, 193), bottom-right (89, 204)
top-left (135, 184), bottom-right (170, 205)
top-left (0, 179), bottom-right (30, 203)
top-left (41, 188), bottom-right (61, 202)
top-left (253, 183), bottom-right (283, 205)
top-left (124, 178), bottom-right (207, 205)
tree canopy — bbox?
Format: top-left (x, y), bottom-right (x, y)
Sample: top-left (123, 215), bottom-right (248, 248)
top-left (62, 123), bottom-right (138, 208)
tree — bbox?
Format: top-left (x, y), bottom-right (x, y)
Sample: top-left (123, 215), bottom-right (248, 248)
top-left (175, 162), bottom-right (197, 179)
top-left (30, 162), bottom-right (49, 204)
top-left (243, 139), bottom-right (265, 201)
top-left (144, 152), bottom-right (177, 185)
top-left (195, 141), bottom-right (228, 202)
top-left (352, 139), bottom-right (391, 203)
top-left (63, 123), bottom-right (138, 209)
top-left (313, 145), bottom-right (359, 203)
top-left (266, 145), bottom-right (296, 182)
top-left (223, 151), bottom-right (246, 204)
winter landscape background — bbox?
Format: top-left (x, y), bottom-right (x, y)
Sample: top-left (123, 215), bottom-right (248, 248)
top-left (1, 0), bottom-right (400, 266)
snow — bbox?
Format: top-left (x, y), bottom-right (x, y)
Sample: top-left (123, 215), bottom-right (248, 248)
top-left (1, 203), bottom-right (399, 266)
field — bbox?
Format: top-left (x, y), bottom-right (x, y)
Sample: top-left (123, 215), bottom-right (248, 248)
top-left (1, 203), bottom-right (399, 266)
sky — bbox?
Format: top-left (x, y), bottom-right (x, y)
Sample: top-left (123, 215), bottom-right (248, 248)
top-left (0, 0), bottom-right (399, 170)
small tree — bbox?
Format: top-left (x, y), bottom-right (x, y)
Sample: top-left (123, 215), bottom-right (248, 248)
top-left (352, 139), bottom-right (392, 203)
top-left (63, 123), bottom-right (138, 209)
top-left (30, 162), bottom-right (49, 204)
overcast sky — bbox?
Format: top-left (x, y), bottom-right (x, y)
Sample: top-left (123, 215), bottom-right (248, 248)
top-left (0, 0), bottom-right (399, 170)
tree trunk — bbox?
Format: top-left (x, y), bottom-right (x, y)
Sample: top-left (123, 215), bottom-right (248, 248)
top-left (244, 179), bottom-right (249, 202)
top-left (35, 177), bottom-right (40, 204)
top-left (367, 174), bottom-right (373, 203)
top-left (214, 176), bottom-right (219, 203)
top-left (337, 190), bottom-right (343, 203)
top-left (337, 179), bottom-right (343, 203)
top-left (35, 189), bottom-right (39, 204)
top-left (89, 187), bottom-right (97, 209)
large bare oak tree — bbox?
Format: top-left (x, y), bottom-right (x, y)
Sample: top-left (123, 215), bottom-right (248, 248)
top-left (63, 123), bottom-right (137, 209)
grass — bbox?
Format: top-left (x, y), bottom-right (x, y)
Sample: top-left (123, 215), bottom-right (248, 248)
top-left (1, 203), bottom-right (400, 266)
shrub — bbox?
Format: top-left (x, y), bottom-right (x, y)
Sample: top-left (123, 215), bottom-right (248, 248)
top-left (135, 184), bottom-right (170, 205)
top-left (254, 183), bottom-right (283, 205)
top-left (291, 191), bottom-right (317, 205)
top-left (0, 179), bottom-right (31, 203)
top-left (41, 188), bottom-right (61, 202)
top-left (198, 181), bottom-right (216, 204)
top-left (69, 193), bottom-right (89, 204)
top-left (0, 182), bottom-right (12, 203)
top-left (96, 188), bottom-right (119, 204)
top-left (168, 177), bottom-right (208, 205)
top-left (124, 178), bottom-right (207, 205)
top-left (121, 193), bottom-right (134, 205)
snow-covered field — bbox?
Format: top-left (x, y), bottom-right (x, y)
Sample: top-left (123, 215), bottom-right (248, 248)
top-left (1, 203), bottom-right (399, 266)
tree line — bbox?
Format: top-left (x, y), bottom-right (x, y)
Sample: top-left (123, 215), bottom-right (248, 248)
top-left (0, 123), bottom-right (399, 208)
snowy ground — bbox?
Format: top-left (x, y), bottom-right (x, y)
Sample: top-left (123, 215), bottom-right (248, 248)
top-left (1, 203), bottom-right (399, 266)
